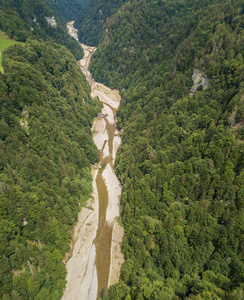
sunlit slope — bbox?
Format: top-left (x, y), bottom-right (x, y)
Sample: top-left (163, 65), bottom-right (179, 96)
top-left (86, 0), bottom-right (244, 298)
top-left (0, 30), bottom-right (23, 72)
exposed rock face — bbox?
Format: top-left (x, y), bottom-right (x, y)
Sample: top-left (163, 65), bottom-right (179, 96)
top-left (228, 108), bottom-right (237, 126)
top-left (190, 68), bottom-right (209, 94)
top-left (45, 16), bottom-right (57, 27)
top-left (20, 109), bottom-right (29, 135)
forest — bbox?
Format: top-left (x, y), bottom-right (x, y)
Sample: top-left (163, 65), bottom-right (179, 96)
top-left (0, 0), bottom-right (84, 60)
top-left (78, 0), bottom-right (244, 298)
top-left (43, 0), bottom-right (87, 25)
top-left (74, 0), bottom-right (128, 45)
top-left (0, 0), bottom-right (101, 299)
top-left (1, 0), bottom-right (244, 299)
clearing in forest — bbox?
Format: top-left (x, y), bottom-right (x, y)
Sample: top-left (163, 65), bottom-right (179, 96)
top-left (0, 30), bottom-right (23, 72)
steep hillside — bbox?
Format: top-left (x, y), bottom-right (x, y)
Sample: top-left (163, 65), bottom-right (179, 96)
top-left (0, 1), bottom-right (103, 299)
top-left (43, 0), bottom-right (88, 24)
top-left (0, 30), bottom-right (23, 71)
top-left (0, 0), bottom-right (83, 59)
top-left (88, 0), bottom-right (244, 298)
top-left (74, 0), bottom-right (128, 46)
top-left (0, 39), bottom-right (100, 300)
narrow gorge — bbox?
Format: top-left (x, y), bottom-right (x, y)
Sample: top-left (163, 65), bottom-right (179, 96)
top-left (62, 21), bottom-right (124, 300)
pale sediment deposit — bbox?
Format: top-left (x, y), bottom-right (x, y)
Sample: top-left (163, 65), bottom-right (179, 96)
top-left (113, 131), bottom-right (122, 165)
top-left (93, 118), bottom-right (108, 151)
top-left (102, 163), bottom-right (121, 225)
top-left (62, 169), bottom-right (98, 300)
top-left (109, 223), bottom-right (125, 286)
top-left (91, 82), bottom-right (121, 109)
top-left (62, 21), bottom-right (124, 300)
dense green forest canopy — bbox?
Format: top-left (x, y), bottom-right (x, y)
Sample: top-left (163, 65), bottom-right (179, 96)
top-left (0, 0), bottom-right (103, 298)
top-left (1, 0), bottom-right (244, 298)
top-left (74, 0), bottom-right (128, 46)
top-left (87, 0), bottom-right (244, 299)
top-left (0, 0), bottom-right (83, 59)
top-left (43, 0), bottom-right (88, 24)
top-left (0, 39), bottom-right (101, 299)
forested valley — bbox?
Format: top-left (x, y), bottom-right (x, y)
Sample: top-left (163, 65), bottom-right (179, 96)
top-left (1, 0), bottom-right (244, 299)
top-left (0, 0), bottom-right (101, 299)
top-left (77, 0), bottom-right (244, 298)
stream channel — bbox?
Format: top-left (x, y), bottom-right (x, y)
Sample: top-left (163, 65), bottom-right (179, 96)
top-left (62, 21), bottom-right (123, 300)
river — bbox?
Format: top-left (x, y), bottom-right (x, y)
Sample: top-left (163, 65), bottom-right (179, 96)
top-left (61, 21), bottom-right (124, 300)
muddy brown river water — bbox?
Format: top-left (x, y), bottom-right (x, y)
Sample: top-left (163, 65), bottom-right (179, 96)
top-left (95, 107), bottom-right (117, 297)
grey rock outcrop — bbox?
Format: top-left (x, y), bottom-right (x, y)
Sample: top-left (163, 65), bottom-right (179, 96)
top-left (45, 16), bottom-right (57, 27)
top-left (190, 69), bottom-right (209, 94)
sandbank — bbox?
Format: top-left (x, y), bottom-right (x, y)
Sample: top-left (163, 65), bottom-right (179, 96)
top-left (102, 163), bottom-right (121, 225)
top-left (62, 169), bottom-right (98, 300)
top-left (108, 223), bottom-right (125, 286)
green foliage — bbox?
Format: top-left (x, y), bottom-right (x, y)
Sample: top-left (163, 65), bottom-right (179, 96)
top-left (74, 0), bottom-right (128, 46)
top-left (0, 40), bottom-right (100, 299)
top-left (85, 0), bottom-right (244, 298)
top-left (43, 0), bottom-right (88, 24)
top-left (0, 0), bottom-right (83, 59)
top-left (0, 30), bottom-right (23, 72)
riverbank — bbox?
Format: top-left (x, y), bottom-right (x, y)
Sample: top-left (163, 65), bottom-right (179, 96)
top-left (62, 168), bottom-right (98, 300)
top-left (63, 21), bottom-right (124, 299)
